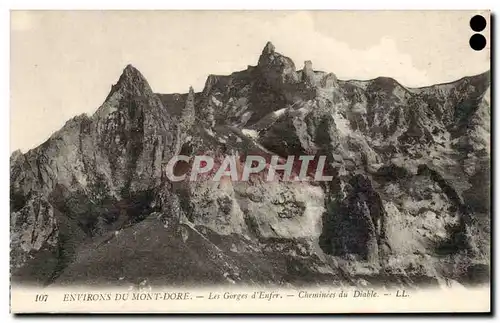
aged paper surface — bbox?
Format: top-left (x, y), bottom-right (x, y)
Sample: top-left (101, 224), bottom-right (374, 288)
top-left (10, 10), bottom-right (491, 313)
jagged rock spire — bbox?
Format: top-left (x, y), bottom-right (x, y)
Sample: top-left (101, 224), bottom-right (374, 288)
top-left (117, 64), bottom-right (148, 85)
top-left (179, 86), bottom-right (196, 134)
top-left (187, 86), bottom-right (195, 99)
top-left (257, 41), bottom-right (299, 87)
top-left (302, 60), bottom-right (315, 86)
top-left (111, 64), bottom-right (154, 98)
top-left (185, 86), bottom-right (196, 119)
top-left (262, 41), bottom-right (275, 55)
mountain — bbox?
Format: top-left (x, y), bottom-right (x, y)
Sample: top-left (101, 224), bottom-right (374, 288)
top-left (10, 42), bottom-right (490, 289)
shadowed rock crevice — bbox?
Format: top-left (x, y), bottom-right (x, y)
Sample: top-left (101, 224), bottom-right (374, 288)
top-left (319, 174), bottom-right (388, 263)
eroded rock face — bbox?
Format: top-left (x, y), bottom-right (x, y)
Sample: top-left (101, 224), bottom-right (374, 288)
top-left (10, 42), bottom-right (490, 288)
top-left (234, 181), bottom-right (324, 240)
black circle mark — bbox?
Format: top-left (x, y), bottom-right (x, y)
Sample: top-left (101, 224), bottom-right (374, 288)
top-left (470, 15), bottom-right (487, 32)
top-left (469, 34), bottom-right (487, 51)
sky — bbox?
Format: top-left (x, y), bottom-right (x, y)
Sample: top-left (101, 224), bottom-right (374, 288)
top-left (10, 10), bottom-right (490, 153)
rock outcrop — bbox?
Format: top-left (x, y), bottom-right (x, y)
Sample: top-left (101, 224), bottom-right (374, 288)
top-left (11, 42), bottom-right (490, 288)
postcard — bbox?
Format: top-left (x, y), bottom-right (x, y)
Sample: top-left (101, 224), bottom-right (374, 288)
top-left (10, 10), bottom-right (491, 313)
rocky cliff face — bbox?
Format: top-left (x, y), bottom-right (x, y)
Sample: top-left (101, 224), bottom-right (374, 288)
top-left (10, 43), bottom-right (490, 289)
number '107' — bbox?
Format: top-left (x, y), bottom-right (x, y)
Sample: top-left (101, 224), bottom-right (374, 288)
top-left (35, 294), bottom-right (48, 302)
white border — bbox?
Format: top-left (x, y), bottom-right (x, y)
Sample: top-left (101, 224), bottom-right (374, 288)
top-left (1, 1), bottom-right (498, 10)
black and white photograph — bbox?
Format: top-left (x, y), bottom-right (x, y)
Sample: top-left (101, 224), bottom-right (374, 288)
top-left (8, 10), bottom-right (491, 313)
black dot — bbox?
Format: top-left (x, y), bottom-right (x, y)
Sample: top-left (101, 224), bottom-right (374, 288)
top-left (469, 34), bottom-right (487, 51)
top-left (470, 15), bottom-right (487, 32)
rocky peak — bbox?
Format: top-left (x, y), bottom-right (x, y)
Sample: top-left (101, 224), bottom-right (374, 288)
top-left (179, 86), bottom-right (196, 133)
top-left (262, 41), bottom-right (275, 55)
top-left (94, 64), bottom-right (163, 122)
top-left (257, 41), bottom-right (280, 66)
top-left (119, 64), bottom-right (147, 84)
top-left (108, 64), bottom-right (154, 100)
top-left (257, 42), bottom-right (299, 88)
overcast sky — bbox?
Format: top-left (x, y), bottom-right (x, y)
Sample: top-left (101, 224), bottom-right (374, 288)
top-left (11, 10), bottom-right (490, 152)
